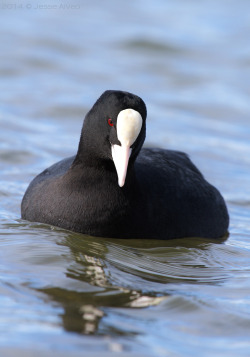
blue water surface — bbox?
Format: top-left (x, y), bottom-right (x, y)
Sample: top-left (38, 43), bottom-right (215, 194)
top-left (1, 1), bottom-right (250, 356)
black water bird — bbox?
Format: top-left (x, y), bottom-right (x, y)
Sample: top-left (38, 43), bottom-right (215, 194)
top-left (21, 90), bottom-right (229, 239)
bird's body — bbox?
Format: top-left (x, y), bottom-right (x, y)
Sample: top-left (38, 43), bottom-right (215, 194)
top-left (21, 90), bottom-right (229, 239)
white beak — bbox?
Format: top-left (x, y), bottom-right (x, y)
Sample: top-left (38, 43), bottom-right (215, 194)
top-left (111, 108), bottom-right (142, 187)
top-left (111, 144), bottom-right (132, 187)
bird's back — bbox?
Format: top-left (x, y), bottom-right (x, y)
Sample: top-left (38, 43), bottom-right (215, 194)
top-left (134, 148), bottom-right (229, 239)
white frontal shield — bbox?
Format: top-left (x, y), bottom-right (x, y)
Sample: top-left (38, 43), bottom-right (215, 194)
top-left (111, 109), bottom-right (142, 187)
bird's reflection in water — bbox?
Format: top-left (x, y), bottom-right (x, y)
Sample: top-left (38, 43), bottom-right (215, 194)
top-left (38, 230), bottom-right (227, 335)
top-left (38, 232), bottom-right (169, 335)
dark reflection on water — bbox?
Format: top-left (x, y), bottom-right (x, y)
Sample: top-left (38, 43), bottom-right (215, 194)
top-left (10, 227), bottom-right (228, 339)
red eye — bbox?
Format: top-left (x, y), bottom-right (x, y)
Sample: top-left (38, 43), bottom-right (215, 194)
top-left (108, 118), bottom-right (114, 127)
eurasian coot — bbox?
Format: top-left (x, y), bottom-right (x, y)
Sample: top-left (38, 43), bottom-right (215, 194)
top-left (21, 90), bottom-right (229, 239)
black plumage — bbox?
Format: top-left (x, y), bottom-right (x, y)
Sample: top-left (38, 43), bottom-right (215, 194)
top-left (21, 90), bottom-right (229, 239)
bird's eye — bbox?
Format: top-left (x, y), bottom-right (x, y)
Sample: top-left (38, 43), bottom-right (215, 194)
top-left (108, 118), bottom-right (114, 127)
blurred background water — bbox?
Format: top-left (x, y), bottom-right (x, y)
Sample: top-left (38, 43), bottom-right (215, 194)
top-left (1, 0), bottom-right (250, 356)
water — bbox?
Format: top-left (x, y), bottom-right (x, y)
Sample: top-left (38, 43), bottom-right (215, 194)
top-left (1, 0), bottom-right (250, 356)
